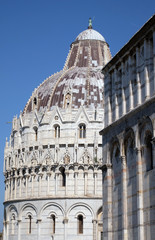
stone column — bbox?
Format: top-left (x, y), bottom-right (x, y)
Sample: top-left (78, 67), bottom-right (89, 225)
top-left (121, 156), bottom-right (128, 240)
top-left (144, 38), bottom-right (150, 100)
top-left (37, 219), bottom-right (42, 240)
top-left (84, 168), bottom-right (88, 196)
top-left (92, 219), bottom-right (97, 240)
top-left (102, 164), bottom-right (113, 239)
top-left (74, 166), bottom-right (78, 195)
top-left (38, 171), bottom-right (43, 197)
top-left (153, 29), bottom-right (155, 95)
top-left (65, 170), bottom-right (69, 196)
top-left (129, 56), bottom-right (133, 110)
top-left (47, 170), bottom-right (51, 195)
top-left (107, 96), bottom-right (112, 125)
top-left (10, 174), bottom-right (13, 200)
top-left (14, 176), bottom-right (17, 199)
top-left (31, 169), bottom-right (36, 197)
top-left (135, 147), bottom-right (144, 240)
top-left (19, 170), bottom-right (22, 198)
top-left (94, 170), bottom-right (97, 196)
top-left (7, 175), bottom-right (10, 200)
top-left (121, 62), bottom-right (126, 116)
top-left (63, 217), bottom-right (68, 240)
top-left (55, 170), bottom-right (59, 195)
top-left (136, 47), bottom-right (141, 105)
top-left (25, 169), bottom-right (29, 198)
top-left (17, 219), bottom-right (21, 240)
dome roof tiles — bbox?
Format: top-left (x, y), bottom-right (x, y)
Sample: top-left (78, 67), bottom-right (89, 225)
top-left (23, 27), bottom-right (111, 115)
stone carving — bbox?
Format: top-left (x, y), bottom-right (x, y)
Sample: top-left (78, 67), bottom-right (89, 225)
top-left (80, 149), bottom-right (92, 164)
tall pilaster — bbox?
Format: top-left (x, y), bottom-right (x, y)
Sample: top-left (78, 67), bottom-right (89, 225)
top-left (94, 170), bottom-right (97, 195)
top-left (17, 219), bottom-right (21, 240)
top-left (37, 219), bottom-right (42, 240)
top-left (65, 170), bottom-right (69, 196)
top-left (102, 164), bottom-right (113, 239)
top-left (92, 219), bottom-right (97, 240)
top-left (121, 62), bottom-right (126, 116)
top-left (136, 147), bottom-right (144, 240)
top-left (129, 55), bottom-right (133, 110)
top-left (74, 165), bottom-right (78, 195)
top-left (84, 167), bottom-right (88, 196)
top-left (121, 156), bottom-right (128, 240)
top-left (144, 38), bottom-right (150, 100)
top-left (136, 47), bottom-right (141, 105)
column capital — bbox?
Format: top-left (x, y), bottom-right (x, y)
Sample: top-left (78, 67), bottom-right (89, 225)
top-left (63, 217), bottom-right (68, 224)
top-left (120, 155), bottom-right (126, 165)
top-left (92, 219), bottom-right (98, 224)
top-left (135, 147), bottom-right (141, 154)
top-left (100, 163), bottom-right (112, 172)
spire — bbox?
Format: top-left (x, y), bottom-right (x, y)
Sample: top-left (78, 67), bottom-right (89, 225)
top-left (88, 18), bottom-right (92, 29)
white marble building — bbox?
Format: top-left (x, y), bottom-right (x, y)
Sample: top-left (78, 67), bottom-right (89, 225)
top-left (100, 15), bottom-right (155, 240)
top-left (3, 20), bottom-right (111, 240)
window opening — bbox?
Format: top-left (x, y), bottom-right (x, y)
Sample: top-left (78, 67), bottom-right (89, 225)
top-left (28, 215), bottom-right (32, 234)
top-left (34, 128), bottom-right (38, 141)
top-left (145, 133), bottom-right (153, 171)
top-left (78, 215), bottom-right (83, 234)
top-left (61, 168), bottom-right (66, 187)
top-left (79, 124), bottom-right (86, 138)
top-left (33, 97), bottom-right (37, 106)
top-left (54, 125), bottom-right (60, 138)
top-left (51, 215), bottom-right (55, 234)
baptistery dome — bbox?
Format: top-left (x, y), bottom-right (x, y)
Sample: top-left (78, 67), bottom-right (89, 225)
top-left (3, 21), bottom-right (111, 240)
top-left (23, 22), bottom-right (111, 114)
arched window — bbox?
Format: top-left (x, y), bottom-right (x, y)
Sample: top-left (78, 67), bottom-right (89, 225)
top-left (28, 215), bottom-right (32, 234)
top-left (51, 214), bottom-right (56, 234)
top-left (60, 168), bottom-right (66, 187)
top-left (79, 124), bottom-right (86, 138)
top-left (33, 97), bottom-right (37, 106)
top-left (145, 132), bottom-right (153, 171)
top-left (64, 93), bottom-right (71, 108)
top-left (78, 215), bottom-right (83, 234)
top-left (54, 125), bottom-right (60, 138)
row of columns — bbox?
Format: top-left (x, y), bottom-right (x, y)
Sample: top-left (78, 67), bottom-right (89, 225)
top-left (102, 134), bottom-right (155, 240)
top-left (3, 217), bottom-right (100, 240)
top-left (4, 167), bottom-right (100, 201)
top-left (105, 29), bottom-right (155, 127)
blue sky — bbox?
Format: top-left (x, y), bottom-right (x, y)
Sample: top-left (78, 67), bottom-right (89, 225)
top-left (0, 0), bottom-right (154, 232)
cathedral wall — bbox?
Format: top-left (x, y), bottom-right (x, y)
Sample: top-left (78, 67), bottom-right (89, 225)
top-left (101, 100), bottom-right (155, 240)
top-left (103, 20), bottom-right (155, 128)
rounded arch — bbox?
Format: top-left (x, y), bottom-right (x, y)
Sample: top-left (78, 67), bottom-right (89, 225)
top-left (139, 116), bottom-right (153, 144)
top-left (67, 202), bottom-right (95, 219)
top-left (124, 128), bottom-right (135, 158)
top-left (19, 203), bottom-right (38, 220)
top-left (88, 165), bottom-right (94, 171)
top-left (53, 124), bottom-right (60, 138)
top-left (109, 138), bottom-right (120, 164)
top-left (139, 116), bottom-right (153, 171)
top-left (38, 202), bottom-right (65, 219)
top-left (6, 204), bottom-right (18, 222)
top-left (78, 122), bottom-right (87, 138)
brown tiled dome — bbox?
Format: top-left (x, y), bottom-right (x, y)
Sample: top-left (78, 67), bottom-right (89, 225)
top-left (23, 28), bottom-right (111, 114)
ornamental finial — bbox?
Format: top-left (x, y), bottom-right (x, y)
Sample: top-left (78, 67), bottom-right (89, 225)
top-left (88, 18), bottom-right (92, 29)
